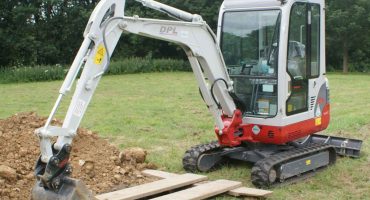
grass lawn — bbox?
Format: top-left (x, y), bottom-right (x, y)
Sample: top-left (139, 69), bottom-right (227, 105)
top-left (0, 72), bottom-right (369, 199)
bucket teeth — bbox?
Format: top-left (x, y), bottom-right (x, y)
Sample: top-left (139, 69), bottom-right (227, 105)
top-left (31, 177), bottom-right (94, 200)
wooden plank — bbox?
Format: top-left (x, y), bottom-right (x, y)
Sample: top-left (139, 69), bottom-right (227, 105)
top-left (151, 179), bottom-right (242, 200)
top-left (228, 187), bottom-right (273, 197)
top-left (95, 173), bottom-right (207, 200)
top-left (142, 169), bottom-right (177, 179)
top-left (142, 170), bottom-right (272, 197)
top-left (142, 170), bottom-right (210, 185)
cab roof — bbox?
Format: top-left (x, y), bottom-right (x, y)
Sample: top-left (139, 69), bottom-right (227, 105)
top-left (223, 0), bottom-right (283, 9)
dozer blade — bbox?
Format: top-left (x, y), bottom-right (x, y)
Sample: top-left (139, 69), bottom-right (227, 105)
top-left (31, 177), bottom-right (95, 200)
top-left (311, 134), bottom-right (363, 158)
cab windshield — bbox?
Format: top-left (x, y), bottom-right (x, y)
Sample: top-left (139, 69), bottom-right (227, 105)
top-left (221, 10), bottom-right (281, 117)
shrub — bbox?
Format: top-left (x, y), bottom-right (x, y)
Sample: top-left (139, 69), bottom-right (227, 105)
top-left (0, 65), bottom-right (67, 83)
top-left (107, 58), bottom-right (190, 75)
top-left (0, 58), bottom-right (191, 84)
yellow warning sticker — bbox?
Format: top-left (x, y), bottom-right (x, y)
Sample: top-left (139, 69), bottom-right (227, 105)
top-left (94, 45), bottom-right (106, 65)
top-left (315, 117), bottom-right (322, 126)
top-left (288, 104), bottom-right (293, 112)
top-left (306, 160), bottom-right (311, 166)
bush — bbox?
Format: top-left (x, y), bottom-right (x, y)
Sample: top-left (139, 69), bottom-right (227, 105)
top-left (0, 58), bottom-right (191, 84)
top-left (0, 65), bottom-right (67, 83)
top-left (107, 58), bottom-right (190, 75)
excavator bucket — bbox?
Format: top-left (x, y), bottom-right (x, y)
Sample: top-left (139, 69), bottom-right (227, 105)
top-left (31, 178), bottom-right (95, 200)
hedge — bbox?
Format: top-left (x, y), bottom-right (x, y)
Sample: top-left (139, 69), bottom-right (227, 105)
top-left (0, 58), bottom-right (191, 84)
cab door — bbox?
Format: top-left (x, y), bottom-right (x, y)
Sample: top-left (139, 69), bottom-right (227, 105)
top-left (286, 2), bottom-right (321, 117)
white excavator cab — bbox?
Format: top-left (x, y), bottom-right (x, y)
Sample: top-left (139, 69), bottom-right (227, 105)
top-left (216, 0), bottom-right (331, 145)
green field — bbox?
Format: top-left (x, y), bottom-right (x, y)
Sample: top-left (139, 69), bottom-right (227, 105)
top-left (0, 72), bottom-right (369, 199)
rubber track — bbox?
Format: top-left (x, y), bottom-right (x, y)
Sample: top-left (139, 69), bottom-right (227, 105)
top-left (182, 141), bottom-right (221, 172)
top-left (251, 143), bottom-right (336, 188)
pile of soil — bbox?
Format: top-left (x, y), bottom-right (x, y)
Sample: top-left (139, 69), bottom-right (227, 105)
top-left (0, 112), bottom-right (156, 200)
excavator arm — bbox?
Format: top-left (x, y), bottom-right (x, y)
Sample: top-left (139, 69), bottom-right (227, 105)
top-left (119, 16), bottom-right (236, 128)
top-left (33, 0), bottom-right (241, 198)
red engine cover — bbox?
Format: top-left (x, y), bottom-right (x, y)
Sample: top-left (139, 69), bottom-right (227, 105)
top-left (215, 104), bottom-right (330, 146)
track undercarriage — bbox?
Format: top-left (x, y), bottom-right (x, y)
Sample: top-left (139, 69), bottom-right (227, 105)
top-left (183, 134), bottom-right (362, 188)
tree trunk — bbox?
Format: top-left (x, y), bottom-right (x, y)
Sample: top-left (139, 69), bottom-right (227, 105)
top-left (342, 39), bottom-right (349, 73)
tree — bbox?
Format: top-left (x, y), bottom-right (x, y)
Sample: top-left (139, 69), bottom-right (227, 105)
top-left (1, 0), bottom-right (368, 72)
top-left (0, 1), bottom-right (39, 66)
top-left (326, 0), bottom-right (370, 73)
top-left (0, 0), bottom-right (97, 67)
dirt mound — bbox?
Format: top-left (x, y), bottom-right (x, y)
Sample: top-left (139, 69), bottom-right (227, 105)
top-left (0, 112), bottom-right (156, 200)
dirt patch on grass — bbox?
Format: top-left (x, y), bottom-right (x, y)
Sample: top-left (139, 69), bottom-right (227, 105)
top-left (0, 112), bottom-right (156, 200)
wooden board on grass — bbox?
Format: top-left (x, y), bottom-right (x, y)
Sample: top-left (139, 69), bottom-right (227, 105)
top-left (95, 173), bottom-right (207, 200)
top-left (151, 179), bottom-right (242, 200)
top-left (142, 169), bottom-right (272, 197)
top-left (228, 187), bottom-right (273, 197)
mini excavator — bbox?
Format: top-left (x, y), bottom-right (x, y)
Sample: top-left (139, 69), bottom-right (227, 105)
top-left (32, 0), bottom-right (363, 199)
